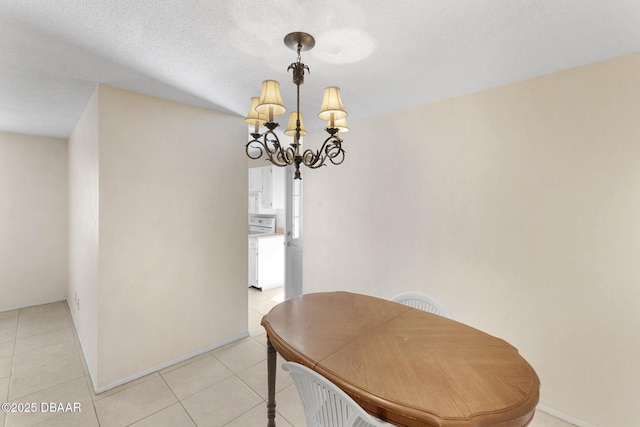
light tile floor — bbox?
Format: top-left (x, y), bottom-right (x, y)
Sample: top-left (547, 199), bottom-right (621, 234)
top-left (0, 288), bottom-right (574, 427)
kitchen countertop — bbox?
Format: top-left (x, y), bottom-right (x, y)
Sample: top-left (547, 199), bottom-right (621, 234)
top-left (248, 232), bottom-right (284, 240)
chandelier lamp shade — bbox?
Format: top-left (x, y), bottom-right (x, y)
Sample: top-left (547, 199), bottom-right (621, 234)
top-left (285, 112), bottom-right (307, 136)
top-left (244, 32), bottom-right (348, 179)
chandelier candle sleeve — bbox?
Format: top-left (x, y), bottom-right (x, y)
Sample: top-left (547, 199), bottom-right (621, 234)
top-left (332, 117), bottom-right (349, 133)
top-left (244, 31), bottom-right (348, 180)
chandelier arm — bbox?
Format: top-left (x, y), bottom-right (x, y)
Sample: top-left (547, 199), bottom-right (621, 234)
top-left (277, 145), bottom-right (297, 165)
top-left (301, 133), bottom-right (345, 169)
top-left (246, 127), bottom-right (293, 167)
top-left (245, 138), bottom-right (264, 160)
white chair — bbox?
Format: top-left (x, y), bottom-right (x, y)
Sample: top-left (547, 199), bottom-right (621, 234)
top-left (282, 361), bottom-right (394, 427)
top-left (390, 292), bottom-right (453, 319)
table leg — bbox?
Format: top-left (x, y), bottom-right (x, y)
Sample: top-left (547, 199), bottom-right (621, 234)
top-left (267, 337), bottom-right (277, 427)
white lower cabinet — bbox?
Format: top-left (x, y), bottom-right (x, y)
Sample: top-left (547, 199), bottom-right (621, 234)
top-left (248, 238), bottom-right (258, 286)
top-left (248, 235), bottom-right (284, 290)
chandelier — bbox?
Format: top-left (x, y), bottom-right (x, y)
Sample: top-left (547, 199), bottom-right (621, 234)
top-left (244, 32), bottom-right (348, 180)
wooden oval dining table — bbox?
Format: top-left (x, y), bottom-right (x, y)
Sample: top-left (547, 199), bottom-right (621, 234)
top-left (261, 291), bottom-right (540, 427)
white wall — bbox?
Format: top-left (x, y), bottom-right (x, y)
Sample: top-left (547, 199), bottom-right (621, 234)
top-left (0, 131), bottom-right (68, 311)
top-left (303, 52), bottom-right (640, 427)
top-left (68, 88), bottom-right (100, 380)
top-left (69, 85), bottom-right (248, 390)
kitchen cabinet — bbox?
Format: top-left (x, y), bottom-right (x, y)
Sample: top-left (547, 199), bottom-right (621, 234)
top-left (248, 234), bottom-right (284, 290)
top-left (248, 167), bottom-right (264, 193)
top-left (248, 166), bottom-right (285, 211)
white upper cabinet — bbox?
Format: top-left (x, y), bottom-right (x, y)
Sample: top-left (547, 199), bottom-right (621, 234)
top-left (249, 167), bottom-right (264, 193)
top-left (249, 165), bottom-right (285, 211)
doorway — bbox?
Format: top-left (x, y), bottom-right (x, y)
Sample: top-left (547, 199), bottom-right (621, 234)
top-left (247, 162), bottom-right (303, 336)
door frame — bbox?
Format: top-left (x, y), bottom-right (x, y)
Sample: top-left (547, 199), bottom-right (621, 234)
top-left (284, 164), bottom-right (303, 299)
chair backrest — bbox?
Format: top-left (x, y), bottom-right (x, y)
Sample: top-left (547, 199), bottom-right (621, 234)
top-left (390, 292), bottom-right (453, 319)
top-left (282, 362), bottom-right (391, 427)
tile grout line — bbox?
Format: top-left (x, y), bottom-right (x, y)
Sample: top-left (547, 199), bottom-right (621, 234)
top-left (5, 309), bottom-right (20, 425)
top-left (220, 400), bottom-right (266, 427)
top-left (2, 314), bottom-right (17, 427)
top-left (148, 374), bottom-right (197, 427)
top-left (7, 303), bottom-right (96, 427)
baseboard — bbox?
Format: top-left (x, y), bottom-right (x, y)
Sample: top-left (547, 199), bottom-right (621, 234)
top-left (91, 331), bottom-right (251, 394)
top-left (65, 299), bottom-right (99, 391)
top-left (0, 297), bottom-right (67, 313)
top-left (537, 404), bottom-right (597, 427)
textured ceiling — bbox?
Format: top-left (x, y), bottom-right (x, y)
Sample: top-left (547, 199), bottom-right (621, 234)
top-left (1, 0), bottom-right (640, 138)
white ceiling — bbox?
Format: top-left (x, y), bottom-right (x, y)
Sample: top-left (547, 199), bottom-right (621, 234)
top-left (1, 0), bottom-right (639, 139)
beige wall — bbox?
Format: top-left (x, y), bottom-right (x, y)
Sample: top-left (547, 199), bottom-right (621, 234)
top-left (304, 52), bottom-right (640, 426)
top-left (0, 131), bottom-right (68, 311)
top-left (69, 85), bottom-right (248, 390)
